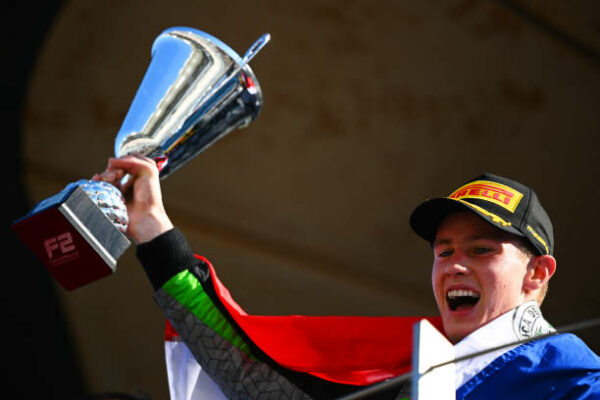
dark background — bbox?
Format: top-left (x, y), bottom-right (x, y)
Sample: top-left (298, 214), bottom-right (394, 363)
top-left (5, 1), bottom-right (84, 398)
top-left (6, 1), bottom-right (599, 398)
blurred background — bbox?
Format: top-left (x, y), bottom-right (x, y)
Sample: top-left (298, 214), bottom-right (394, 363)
top-left (5, 0), bottom-right (599, 398)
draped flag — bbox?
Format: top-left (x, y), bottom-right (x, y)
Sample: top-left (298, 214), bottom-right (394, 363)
top-left (163, 256), bottom-right (442, 399)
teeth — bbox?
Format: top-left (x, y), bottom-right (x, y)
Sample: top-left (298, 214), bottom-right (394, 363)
top-left (447, 289), bottom-right (480, 299)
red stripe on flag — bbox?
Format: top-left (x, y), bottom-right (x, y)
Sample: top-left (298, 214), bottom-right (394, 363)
top-left (193, 255), bottom-right (443, 386)
top-left (165, 319), bottom-right (180, 341)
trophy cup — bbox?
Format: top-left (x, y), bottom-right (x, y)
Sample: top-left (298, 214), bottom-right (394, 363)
top-left (11, 27), bottom-right (270, 290)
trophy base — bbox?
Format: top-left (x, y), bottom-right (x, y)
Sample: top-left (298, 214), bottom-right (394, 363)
top-left (11, 186), bottom-right (131, 290)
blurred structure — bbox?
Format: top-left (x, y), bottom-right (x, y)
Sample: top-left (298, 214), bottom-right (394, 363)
top-left (7, 1), bottom-right (600, 398)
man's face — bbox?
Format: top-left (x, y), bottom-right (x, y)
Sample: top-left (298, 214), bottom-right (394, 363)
top-left (432, 211), bottom-right (532, 343)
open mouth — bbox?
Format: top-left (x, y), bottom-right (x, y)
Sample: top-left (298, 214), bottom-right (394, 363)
top-left (447, 289), bottom-right (480, 311)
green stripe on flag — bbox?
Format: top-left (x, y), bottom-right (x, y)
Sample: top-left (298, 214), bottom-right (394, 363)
top-left (163, 270), bottom-right (254, 358)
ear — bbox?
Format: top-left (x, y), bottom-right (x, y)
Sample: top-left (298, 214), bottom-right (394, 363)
top-left (523, 255), bottom-right (556, 293)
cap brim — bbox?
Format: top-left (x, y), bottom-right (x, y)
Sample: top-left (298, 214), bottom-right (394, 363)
top-left (409, 197), bottom-right (523, 245)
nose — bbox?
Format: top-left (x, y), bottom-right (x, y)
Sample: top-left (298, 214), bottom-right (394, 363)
top-left (443, 254), bottom-right (470, 276)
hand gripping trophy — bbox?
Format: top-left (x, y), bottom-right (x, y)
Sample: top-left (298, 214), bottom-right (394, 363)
top-left (12, 27), bottom-right (270, 290)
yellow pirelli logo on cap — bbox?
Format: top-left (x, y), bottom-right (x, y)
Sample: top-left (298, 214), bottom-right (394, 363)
top-left (448, 180), bottom-right (523, 213)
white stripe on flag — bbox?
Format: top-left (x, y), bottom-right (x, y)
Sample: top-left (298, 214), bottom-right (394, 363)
top-left (165, 340), bottom-right (228, 400)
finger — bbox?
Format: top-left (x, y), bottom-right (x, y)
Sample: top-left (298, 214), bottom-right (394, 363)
top-left (100, 171), bottom-right (117, 182)
top-left (108, 155), bottom-right (157, 177)
top-left (98, 167), bottom-right (126, 183)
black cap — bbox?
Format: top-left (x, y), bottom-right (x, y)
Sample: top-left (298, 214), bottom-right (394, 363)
top-left (409, 173), bottom-right (554, 255)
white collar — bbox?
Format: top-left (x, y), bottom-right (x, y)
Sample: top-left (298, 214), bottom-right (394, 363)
top-left (453, 301), bottom-right (555, 388)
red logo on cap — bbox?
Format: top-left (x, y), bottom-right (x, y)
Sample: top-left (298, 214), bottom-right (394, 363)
top-left (448, 180), bottom-right (523, 212)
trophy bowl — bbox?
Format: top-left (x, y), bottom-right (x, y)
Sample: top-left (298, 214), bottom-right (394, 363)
top-left (115, 27), bottom-right (270, 178)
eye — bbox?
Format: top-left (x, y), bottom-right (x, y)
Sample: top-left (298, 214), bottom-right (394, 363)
top-left (473, 246), bottom-right (492, 255)
top-left (437, 249), bottom-right (453, 257)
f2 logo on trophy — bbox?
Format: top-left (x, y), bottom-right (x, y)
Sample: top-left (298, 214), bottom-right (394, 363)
top-left (44, 232), bottom-right (76, 261)
top-left (12, 27), bottom-right (270, 290)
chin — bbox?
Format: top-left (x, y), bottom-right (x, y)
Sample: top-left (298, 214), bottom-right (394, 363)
top-left (442, 317), bottom-right (483, 344)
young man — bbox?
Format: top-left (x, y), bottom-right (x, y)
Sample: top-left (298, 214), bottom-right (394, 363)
top-left (409, 173), bottom-right (600, 398)
top-left (94, 156), bottom-right (599, 399)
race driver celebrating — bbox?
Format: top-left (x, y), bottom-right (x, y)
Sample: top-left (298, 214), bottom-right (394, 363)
top-left (93, 155), bottom-right (600, 399)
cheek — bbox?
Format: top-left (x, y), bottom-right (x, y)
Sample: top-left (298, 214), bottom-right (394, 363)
top-left (431, 263), bottom-right (438, 286)
top-left (431, 264), bottom-right (443, 301)
top-left (481, 268), bottom-right (520, 301)
top-left (480, 270), bottom-right (502, 293)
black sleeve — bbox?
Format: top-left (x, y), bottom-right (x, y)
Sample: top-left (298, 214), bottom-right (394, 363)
top-left (136, 227), bottom-right (202, 290)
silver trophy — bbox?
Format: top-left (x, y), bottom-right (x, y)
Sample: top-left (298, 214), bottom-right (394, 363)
top-left (12, 27), bottom-right (270, 290)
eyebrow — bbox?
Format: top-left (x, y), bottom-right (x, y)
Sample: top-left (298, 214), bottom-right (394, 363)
top-left (433, 238), bottom-right (452, 247)
top-left (433, 234), bottom-right (499, 248)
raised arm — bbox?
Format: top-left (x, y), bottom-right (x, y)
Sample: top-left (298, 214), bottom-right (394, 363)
top-left (91, 155), bottom-right (321, 399)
